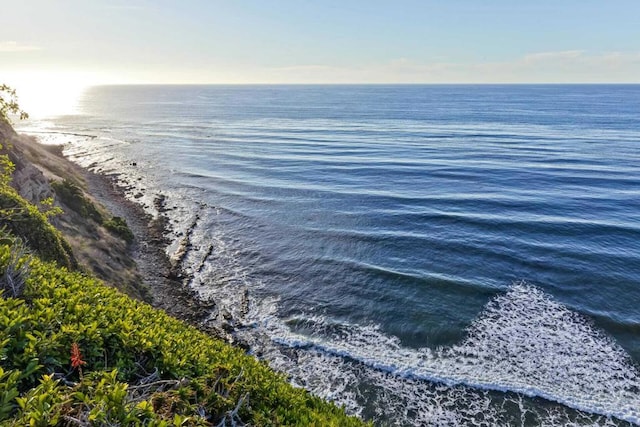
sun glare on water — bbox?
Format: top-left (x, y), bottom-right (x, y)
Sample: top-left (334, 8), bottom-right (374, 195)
top-left (9, 73), bottom-right (94, 119)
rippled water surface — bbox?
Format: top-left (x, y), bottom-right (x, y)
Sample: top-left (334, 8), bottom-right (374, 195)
top-left (23, 85), bottom-right (640, 425)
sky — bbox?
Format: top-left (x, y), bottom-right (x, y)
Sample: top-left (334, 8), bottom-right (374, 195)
top-left (1, 0), bottom-right (640, 92)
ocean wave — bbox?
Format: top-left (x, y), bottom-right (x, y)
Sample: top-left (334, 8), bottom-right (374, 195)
top-left (247, 283), bottom-right (640, 424)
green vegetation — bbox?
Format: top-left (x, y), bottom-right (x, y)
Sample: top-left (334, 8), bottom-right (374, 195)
top-left (103, 216), bottom-right (134, 244)
top-left (0, 246), bottom-right (364, 425)
top-left (51, 179), bottom-right (104, 223)
top-left (0, 111), bottom-right (365, 425)
top-left (51, 179), bottom-right (135, 244)
top-left (0, 149), bottom-right (75, 269)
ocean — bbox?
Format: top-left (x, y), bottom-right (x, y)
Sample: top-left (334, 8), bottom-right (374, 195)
top-left (21, 85), bottom-right (640, 425)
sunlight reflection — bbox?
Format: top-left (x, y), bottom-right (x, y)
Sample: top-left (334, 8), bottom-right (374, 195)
top-left (7, 72), bottom-right (94, 118)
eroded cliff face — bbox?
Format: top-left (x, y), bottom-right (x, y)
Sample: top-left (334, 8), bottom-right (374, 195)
top-left (1, 120), bottom-right (61, 202)
top-left (1, 119), bottom-right (149, 301)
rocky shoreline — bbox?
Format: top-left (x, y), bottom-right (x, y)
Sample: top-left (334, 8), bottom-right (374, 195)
top-left (85, 165), bottom-right (259, 348)
top-left (82, 170), bottom-right (213, 323)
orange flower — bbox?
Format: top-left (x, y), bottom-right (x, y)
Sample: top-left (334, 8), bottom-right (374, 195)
top-left (70, 342), bottom-right (86, 369)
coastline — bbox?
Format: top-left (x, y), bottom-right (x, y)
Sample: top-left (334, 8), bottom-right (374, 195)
top-left (7, 125), bottom-right (233, 342)
top-left (82, 170), bottom-right (204, 318)
top-left (74, 154), bottom-right (243, 342)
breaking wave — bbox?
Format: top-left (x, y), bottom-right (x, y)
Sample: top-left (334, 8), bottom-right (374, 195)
top-left (239, 283), bottom-right (640, 425)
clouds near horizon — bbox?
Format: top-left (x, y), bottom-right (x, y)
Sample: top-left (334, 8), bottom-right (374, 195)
top-left (257, 51), bottom-right (640, 84)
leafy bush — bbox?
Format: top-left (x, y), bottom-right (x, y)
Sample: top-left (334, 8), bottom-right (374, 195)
top-left (0, 184), bottom-right (75, 269)
top-left (51, 179), bottom-right (104, 223)
top-left (103, 216), bottom-right (134, 244)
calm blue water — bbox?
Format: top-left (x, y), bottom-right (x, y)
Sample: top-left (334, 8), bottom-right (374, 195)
top-left (24, 85), bottom-right (640, 425)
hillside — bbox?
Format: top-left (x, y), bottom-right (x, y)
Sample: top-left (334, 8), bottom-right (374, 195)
top-left (0, 120), bottom-right (145, 300)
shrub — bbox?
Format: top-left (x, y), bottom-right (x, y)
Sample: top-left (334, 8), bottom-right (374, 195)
top-left (103, 216), bottom-right (134, 244)
top-left (0, 148), bottom-right (75, 269)
top-left (51, 179), bottom-right (104, 223)
top-left (0, 184), bottom-right (75, 269)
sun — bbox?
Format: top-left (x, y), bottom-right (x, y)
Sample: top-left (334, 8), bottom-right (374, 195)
top-left (5, 71), bottom-right (97, 119)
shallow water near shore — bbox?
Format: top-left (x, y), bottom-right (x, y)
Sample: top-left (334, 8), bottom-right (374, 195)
top-left (21, 85), bottom-right (640, 425)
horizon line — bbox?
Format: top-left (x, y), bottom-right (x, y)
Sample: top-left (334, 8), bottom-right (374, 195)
top-left (86, 82), bottom-right (640, 87)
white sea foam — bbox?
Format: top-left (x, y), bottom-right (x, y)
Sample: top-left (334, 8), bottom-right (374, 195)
top-left (439, 284), bottom-right (640, 420)
top-left (238, 283), bottom-right (640, 425)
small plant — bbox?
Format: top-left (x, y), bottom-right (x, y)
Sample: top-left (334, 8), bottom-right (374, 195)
top-left (0, 144), bottom-right (15, 187)
top-left (0, 368), bottom-right (20, 420)
top-left (70, 343), bottom-right (86, 379)
top-left (14, 375), bottom-right (63, 426)
top-left (103, 216), bottom-right (134, 244)
top-left (38, 197), bottom-right (63, 219)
